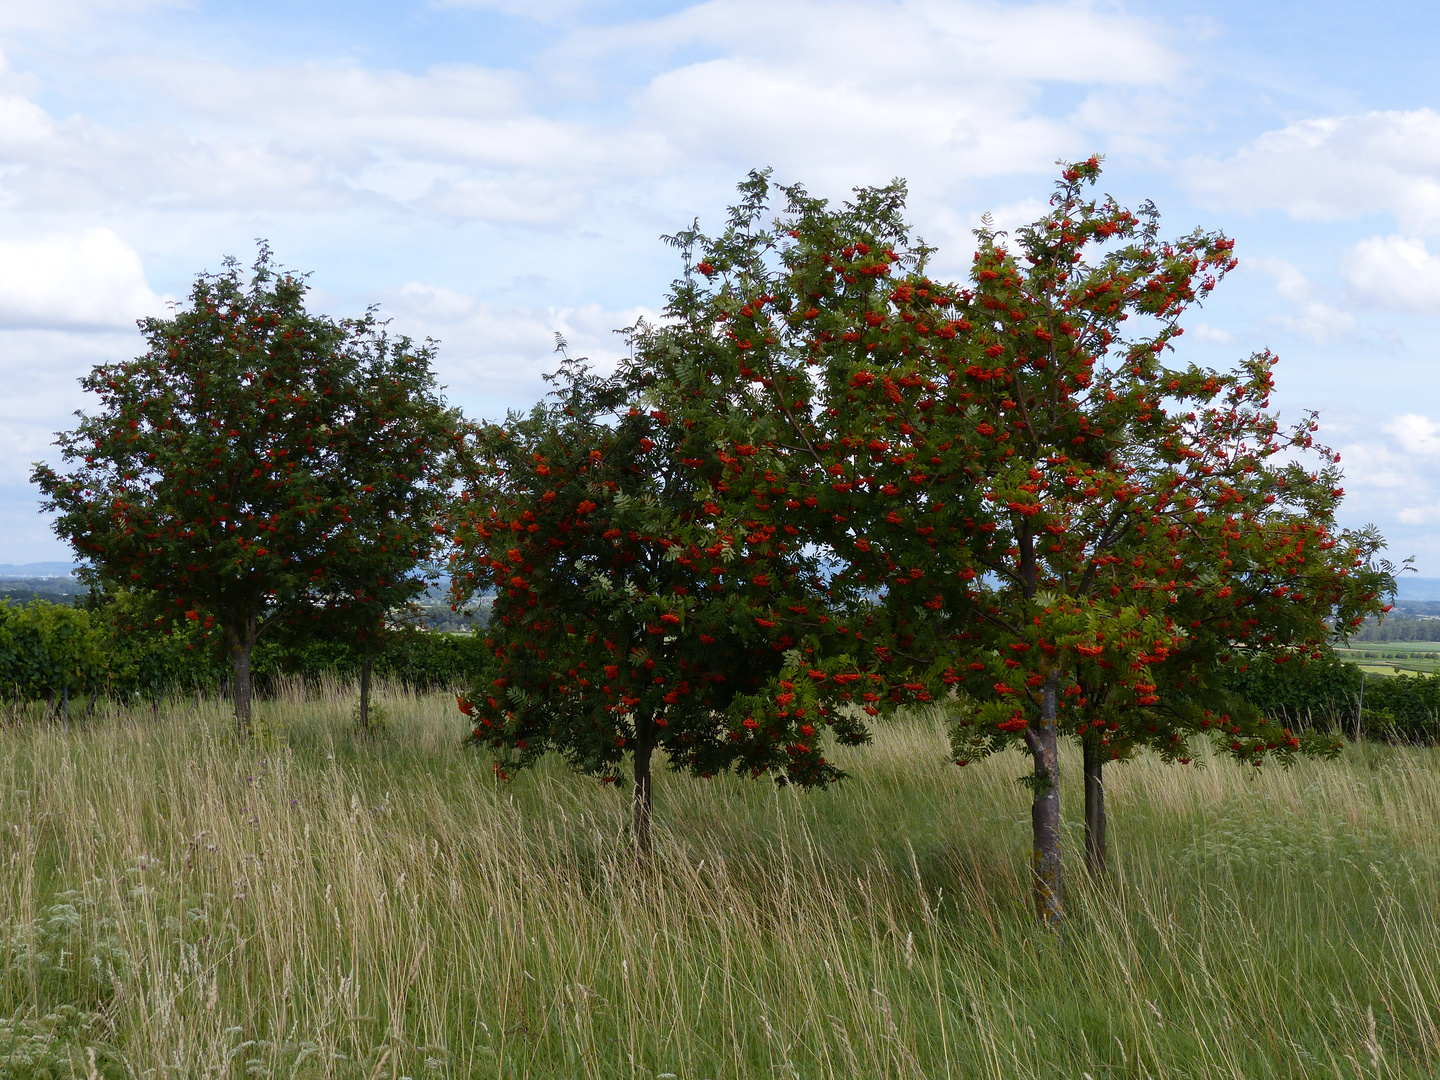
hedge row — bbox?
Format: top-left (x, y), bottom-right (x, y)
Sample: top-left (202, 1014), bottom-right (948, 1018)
top-left (1, 596), bottom-right (484, 713)
top-left (9, 594), bottom-right (1440, 741)
top-left (251, 629), bottom-right (486, 691)
top-left (1228, 653), bottom-right (1440, 743)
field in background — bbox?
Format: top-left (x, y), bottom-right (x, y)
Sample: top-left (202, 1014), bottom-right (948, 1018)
top-left (1334, 642), bottom-right (1440, 677)
top-left (1, 686), bottom-right (1438, 1078)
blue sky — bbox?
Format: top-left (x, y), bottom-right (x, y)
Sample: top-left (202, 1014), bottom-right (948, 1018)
top-left (4, 0), bottom-right (1440, 572)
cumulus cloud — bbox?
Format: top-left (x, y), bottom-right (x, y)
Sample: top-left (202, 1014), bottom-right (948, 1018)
top-left (614, 0), bottom-right (1179, 194)
top-left (0, 229), bottom-right (164, 329)
top-left (1330, 413), bottom-right (1440, 559)
top-left (1191, 109), bottom-right (1440, 234)
top-left (1346, 235), bottom-right (1440, 313)
top-left (1188, 322), bottom-right (1235, 346)
top-left (1249, 258), bottom-right (1355, 343)
top-left (574, 0), bottom-right (1178, 86)
top-left (1385, 413), bottom-right (1440, 457)
top-left (0, 0), bottom-right (179, 33)
top-left (0, 1), bottom-right (1183, 231)
top-left (379, 282), bottom-right (659, 413)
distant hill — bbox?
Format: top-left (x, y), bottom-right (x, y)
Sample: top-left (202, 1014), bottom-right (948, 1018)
top-left (1397, 577), bottom-right (1440, 601)
top-left (0, 562), bottom-right (76, 578)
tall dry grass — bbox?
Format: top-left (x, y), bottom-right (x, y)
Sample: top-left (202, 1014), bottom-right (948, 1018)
top-left (0, 681), bottom-right (1437, 1078)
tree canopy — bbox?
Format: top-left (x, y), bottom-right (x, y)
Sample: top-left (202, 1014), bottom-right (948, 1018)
top-left (616, 159), bottom-right (1395, 922)
top-left (448, 355), bottom-right (866, 854)
top-left (33, 248), bottom-right (460, 737)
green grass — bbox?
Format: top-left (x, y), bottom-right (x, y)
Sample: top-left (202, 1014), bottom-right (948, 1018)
top-left (1, 686), bottom-right (1438, 1078)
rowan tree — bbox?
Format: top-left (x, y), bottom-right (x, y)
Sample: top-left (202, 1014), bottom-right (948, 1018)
top-left (447, 356), bottom-right (863, 857)
top-left (629, 163), bottom-right (1394, 924)
top-left (282, 375), bottom-right (459, 732)
top-left (33, 248), bottom-right (458, 738)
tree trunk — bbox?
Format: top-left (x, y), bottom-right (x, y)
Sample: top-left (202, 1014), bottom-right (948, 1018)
top-left (227, 617), bottom-right (258, 741)
top-left (633, 715), bottom-right (657, 865)
top-left (1084, 735), bottom-right (1107, 877)
top-left (358, 642), bottom-right (373, 733)
top-left (61, 683), bottom-right (69, 727)
top-left (1024, 676), bottom-right (1064, 928)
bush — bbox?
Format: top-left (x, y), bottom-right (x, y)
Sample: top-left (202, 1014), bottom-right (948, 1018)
top-left (253, 627), bottom-right (485, 691)
top-left (1229, 649), bottom-right (1440, 742)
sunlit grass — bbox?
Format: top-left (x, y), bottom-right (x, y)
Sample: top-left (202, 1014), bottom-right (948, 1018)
top-left (0, 683), bottom-right (1437, 1078)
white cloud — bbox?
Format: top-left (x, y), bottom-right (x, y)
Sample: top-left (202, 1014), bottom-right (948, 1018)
top-left (1188, 322), bottom-right (1235, 346)
top-left (380, 283), bottom-right (659, 411)
top-left (0, 229), bottom-right (164, 329)
top-left (1334, 438), bottom-right (1412, 491)
top-left (1330, 414), bottom-right (1440, 560)
top-left (0, 0), bottom-right (179, 33)
top-left (0, 1), bottom-right (1181, 232)
top-left (1398, 504), bottom-right (1440, 526)
top-left (1346, 234), bottom-right (1440, 313)
top-left (613, 1), bottom-right (1180, 195)
top-left (1192, 109), bottom-right (1440, 234)
top-left (430, 0), bottom-right (605, 20)
top-left (0, 326), bottom-right (145, 476)
top-left (574, 1), bottom-right (1178, 86)
top-left (423, 176), bottom-right (595, 224)
top-left (1249, 258), bottom-right (1355, 343)
top-left (1384, 413), bottom-right (1440, 457)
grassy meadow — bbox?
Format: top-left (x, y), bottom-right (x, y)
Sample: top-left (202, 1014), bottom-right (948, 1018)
top-left (0, 685), bottom-right (1438, 1078)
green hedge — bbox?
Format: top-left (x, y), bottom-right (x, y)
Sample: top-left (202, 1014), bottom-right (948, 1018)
top-left (10, 591), bottom-right (1440, 741)
top-left (252, 628), bottom-right (486, 691)
top-left (1227, 651), bottom-right (1440, 743)
top-left (1, 595), bottom-right (483, 714)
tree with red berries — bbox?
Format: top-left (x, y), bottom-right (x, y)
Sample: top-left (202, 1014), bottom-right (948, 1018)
top-left (447, 354), bottom-right (866, 857)
top-left (628, 162), bottom-right (1394, 924)
top-left (33, 248), bottom-right (460, 739)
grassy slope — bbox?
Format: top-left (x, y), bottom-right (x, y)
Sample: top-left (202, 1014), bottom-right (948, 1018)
top-left (1, 689), bottom-right (1437, 1078)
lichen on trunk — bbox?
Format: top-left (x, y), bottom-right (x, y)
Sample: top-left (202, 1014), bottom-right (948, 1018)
top-left (357, 642), bottom-right (374, 733)
top-left (226, 617), bottom-right (259, 741)
top-left (632, 714), bottom-right (657, 864)
top-left (1025, 675), bottom-right (1064, 928)
top-left (1084, 735), bottom-right (1108, 877)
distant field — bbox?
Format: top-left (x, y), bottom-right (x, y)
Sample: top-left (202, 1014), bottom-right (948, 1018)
top-left (1334, 642), bottom-right (1440, 677)
top-left (0, 688), bottom-right (1438, 1077)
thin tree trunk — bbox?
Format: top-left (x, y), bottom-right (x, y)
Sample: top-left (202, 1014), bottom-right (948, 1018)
top-left (358, 642), bottom-right (373, 733)
top-left (61, 684), bottom-right (69, 727)
top-left (227, 617), bottom-right (258, 741)
top-left (1084, 735), bottom-right (1107, 877)
top-left (1024, 676), bottom-right (1064, 928)
top-left (633, 714), bottom-right (657, 865)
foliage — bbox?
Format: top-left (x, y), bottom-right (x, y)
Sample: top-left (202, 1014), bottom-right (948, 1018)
top-left (252, 624), bottom-right (483, 690)
top-left (33, 246), bottom-right (459, 736)
top-left (448, 356), bottom-right (858, 854)
top-left (626, 159), bottom-right (1395, 920)
top-left (0, 600), bottom-right (105, 714)
top-left (85, 587), bottom-right (224, 703)
top-left (1231, 653), bottom-right (1440, 743)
